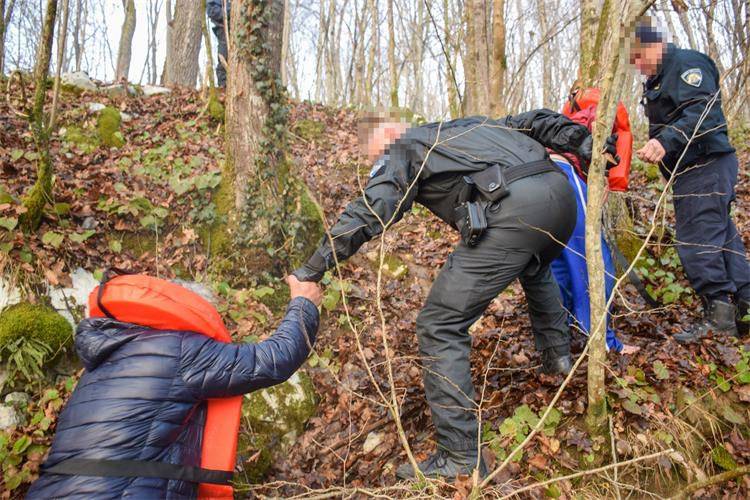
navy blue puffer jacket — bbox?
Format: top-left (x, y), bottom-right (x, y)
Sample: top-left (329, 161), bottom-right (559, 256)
top-left (26, 297), bottom-right (319, 499)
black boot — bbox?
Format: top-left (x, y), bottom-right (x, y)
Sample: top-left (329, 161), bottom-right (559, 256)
top-left (395, 448), bottom-right (488, 480)
top-left (674, 299), bottom-right (738, 344)
top-left (540, 345), bottom-right (572, 375)
top-left (737, 298), bottom-right (750, 337)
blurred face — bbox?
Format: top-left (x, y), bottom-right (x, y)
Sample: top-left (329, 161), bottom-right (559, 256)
top-left (362, 122), bottom-right (409, 162)
top-left (630, 41), bottom-right (666, 77)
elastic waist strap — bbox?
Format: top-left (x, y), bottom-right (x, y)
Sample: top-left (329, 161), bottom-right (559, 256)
top-left (43, 458), bottom-right (233, 485)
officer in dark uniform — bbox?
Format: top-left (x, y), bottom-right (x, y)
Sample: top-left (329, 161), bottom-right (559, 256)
top-left (293, 109), bottom-right (615, 479)
top-left (207, 0), bottom-right (230, 87)
top-left (631, 18), bottom-right (750, 343)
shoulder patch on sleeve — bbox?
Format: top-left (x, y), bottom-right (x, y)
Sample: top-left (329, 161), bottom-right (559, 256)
top-left (681, 68), bottom-right (703, 87)
top-left (369, 156), bottom-right (387, 178)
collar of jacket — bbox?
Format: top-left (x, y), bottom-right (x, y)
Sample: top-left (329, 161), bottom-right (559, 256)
top-left (646, 43), bottom-right (677, 88)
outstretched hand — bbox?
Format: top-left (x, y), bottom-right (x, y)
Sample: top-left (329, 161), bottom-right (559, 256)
top-left (286, 275), bottom-right (323, 307)
top-left (602, 133), bottom-right (620, 169)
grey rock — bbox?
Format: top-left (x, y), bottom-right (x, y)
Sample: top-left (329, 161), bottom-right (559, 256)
top-left (4, 392), bottom-right (30, 406)
top-left (0, 405), bottom-right (20, 430)
top-left (87, 102), bottom-right (106, 113)
top-left (61, 71), bottom-right (97, 91)
top-left (142, 85), bottom-right (171, 96)
top-left (81, 216), bottom-right (98, 230)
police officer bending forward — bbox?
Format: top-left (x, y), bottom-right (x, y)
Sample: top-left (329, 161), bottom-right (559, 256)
top-left (293, 109), bottom-right (612, 479)
top-left (632, 18), bottom-right (750, 343)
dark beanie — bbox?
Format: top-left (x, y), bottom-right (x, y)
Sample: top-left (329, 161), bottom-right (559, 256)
top-left (634, 21), bottom-right (663, 44)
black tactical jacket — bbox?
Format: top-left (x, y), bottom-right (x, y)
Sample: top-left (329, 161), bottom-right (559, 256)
top-left (294, 110), bottom-right (592, 282)
top-left (642, 44), bottom-right (734, 177)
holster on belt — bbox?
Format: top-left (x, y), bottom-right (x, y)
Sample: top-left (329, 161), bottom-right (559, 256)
top-left (453, 159), bottom-right (561, 247)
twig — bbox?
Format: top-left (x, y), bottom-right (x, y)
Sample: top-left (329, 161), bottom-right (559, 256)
top-left (497, 449), bottom-right (673, 499)
top-left (609, 414), bottom-right (621, 500)
top-left (669, 465), bottom-right (750, 499)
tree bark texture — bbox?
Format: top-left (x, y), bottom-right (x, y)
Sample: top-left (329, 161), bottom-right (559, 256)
top-left (164, 0), bottom-right (202, 87)
top-left (115, 0), bottom-right (136, 80)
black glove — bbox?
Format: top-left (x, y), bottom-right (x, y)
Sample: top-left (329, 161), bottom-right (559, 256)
top-left (292, 251), bottom-right (327, 283)
top-left (578, 135), bottom-right (593, 168)
top-left (603, 133), bottom-right (620, 169)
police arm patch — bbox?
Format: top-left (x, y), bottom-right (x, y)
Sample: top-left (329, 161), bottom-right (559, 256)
top-left (681, 68), bottom-right (703, 87)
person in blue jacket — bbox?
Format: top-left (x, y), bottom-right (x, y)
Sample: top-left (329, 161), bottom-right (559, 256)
top-left (549, 152), bottom-right (625, 353)
top-left (26, 275), bottom-right (320, 499)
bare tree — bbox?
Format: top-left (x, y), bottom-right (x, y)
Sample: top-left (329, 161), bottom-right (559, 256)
top-left (387, 0), bottom-right (398, 106)
top-left (164, 0), bottom-right (202, 87)
top-left (21, 0), bottom-right (58, 230)
top-left (115, 0), bottom-right (136, 80)
top-left (0, 0), bottom-right (17, 74)
top-left (490, 0), bottom-right (507, 116)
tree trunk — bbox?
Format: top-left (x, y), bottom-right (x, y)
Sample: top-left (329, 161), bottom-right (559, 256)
top-left (72, 0), bottom-right (84, 71)
top-left (578, 0), bottom-right (598, 83)
top-left (0, 0), bottom-right (17, 74)
top-left (537, 0), bottom-right (554, 109)
top-left (115, 0), bottom-right (136, 80)
top-left (20, 0), bottom-right (57, 231)
top-left (164, 0), bottom-right (202, 87)
top-left (489, 0), bottom-right (506, 116)
top-left (365, 0), bottom-right (377, 104)
top-left (583, 0), bottom-right (648, 438)
top-left (50, 0), bottom-right (70, 131)
top-left (211, 0), bottom-right (321, 279)
top-left (387, 0), bottom-right (398, 107)
top-left (280, 0), bottom-right (291, 87)
top-left (443, 0), bottom-right (460, 118)
top-left (462, 1), bottom-right (477, 114)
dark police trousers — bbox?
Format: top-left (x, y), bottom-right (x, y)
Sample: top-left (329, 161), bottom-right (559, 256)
top-left (672, 152), bottom-right (750, 302)
top-left (212, 24), bottom-right (228, 87)
top-left (415, 171), bottom-right (576, 450)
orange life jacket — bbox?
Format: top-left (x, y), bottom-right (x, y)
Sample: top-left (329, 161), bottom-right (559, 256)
top-left (89, 273), bottom-right (239, 499)
top-left (562, 87), bottom-right (633, 192)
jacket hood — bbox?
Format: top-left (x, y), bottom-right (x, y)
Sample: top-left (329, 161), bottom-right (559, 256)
top-left (75, 318), bottom-right (145, 370)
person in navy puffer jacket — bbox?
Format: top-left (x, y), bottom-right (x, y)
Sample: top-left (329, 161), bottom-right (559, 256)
top-left (26, 276), bottom-right (321, 499)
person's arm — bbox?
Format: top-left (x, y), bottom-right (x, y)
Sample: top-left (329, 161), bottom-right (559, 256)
top-left (497, 109), bottom-right (593, 166)
top-left (179, 291), bottom-right (320, 399)
top-left (292, 138), bottom-right (421, 283)
top-left (655, 57), bottom-right (726, 156)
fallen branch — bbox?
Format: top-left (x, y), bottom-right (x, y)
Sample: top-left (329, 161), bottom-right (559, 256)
top-left (669, 465), bottom-right (750, 499)
top-left (496, 449), bottom-right (673, 499)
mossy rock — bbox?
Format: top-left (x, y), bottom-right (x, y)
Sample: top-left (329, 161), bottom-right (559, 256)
top-left (63, 126), bottom-right (100, 153)
top-left (0, 303), bottom-right (73, 358)
top-left (235, 371), bottom-right (318, 484)
top-left (117, 231), bottom-right (157, 258)
top-left (292, 119), bottom-right (326, 142)
top-left (96, 107), bottom-right (124, 148)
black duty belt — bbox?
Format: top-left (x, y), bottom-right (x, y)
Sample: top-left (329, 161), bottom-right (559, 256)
top-left (458, 158), bottom-right (562, 205)
top-left (43, 458), bottom-right (233, 485)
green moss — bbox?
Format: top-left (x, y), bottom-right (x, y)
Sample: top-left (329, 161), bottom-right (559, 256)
top-left (117, 231), bottom-right (157, 257)
top-left (0, 184), bottom-right (14, 205)
top-left (208, 94), bottom-right (225, 122)
top-left (290, 183), bottom-right (324, 269)
top-left (96, 107), bottom-right (124, 148)
top-left (236, 371), bottom-right (318, 484)
top-left (60, 83), bottom-right (84, 96)
top-left (63, 126), bottom-right (100, 153)
top-left (0, 303), bottom-right (73, 356)
top-left (292, 119), bottom-right (326, 142)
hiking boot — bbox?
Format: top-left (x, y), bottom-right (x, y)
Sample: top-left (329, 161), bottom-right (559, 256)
top-left (737, 298), bottom-right (750, 337)
top-left (540, 346), bottom-right (572, 375)
top-left (674, 299), bottom-right (738, 344)
top-left (395, 448), bottom-right (488, 481)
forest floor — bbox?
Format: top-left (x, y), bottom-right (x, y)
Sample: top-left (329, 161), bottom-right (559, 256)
top-left (1, 80), bottom-right (750, 498)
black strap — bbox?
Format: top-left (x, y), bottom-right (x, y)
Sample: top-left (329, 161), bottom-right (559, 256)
top-left (502, 159), bottom-right (561, 184)
top-left (96, 267), bottom-right (138, 320)
top-left (43, 458), bottom-right (233, 485)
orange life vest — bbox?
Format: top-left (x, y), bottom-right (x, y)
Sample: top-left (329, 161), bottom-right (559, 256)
top-left (88, 274), bottom-right (239, 499)
top-left (562, 87), bottom-right (633, 192)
